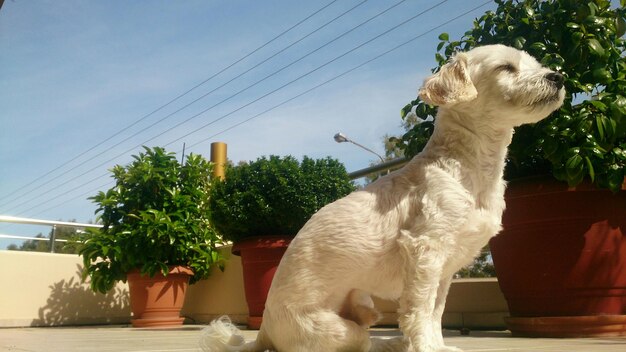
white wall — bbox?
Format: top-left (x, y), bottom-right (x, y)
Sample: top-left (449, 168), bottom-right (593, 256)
top-left (0, 249), bottom-right (509, 329)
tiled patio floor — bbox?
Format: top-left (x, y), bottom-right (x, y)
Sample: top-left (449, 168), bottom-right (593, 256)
top-left (1, 325), bottom-right (625, 352)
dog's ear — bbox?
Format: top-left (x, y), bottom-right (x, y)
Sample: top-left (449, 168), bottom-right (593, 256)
top-left (418, 53), bottom-right (477, 106)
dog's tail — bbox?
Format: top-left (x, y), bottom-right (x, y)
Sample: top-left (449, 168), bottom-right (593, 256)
top-left (199, 316), bottom-right (262, 352)
top-left (199, 316), bottom-right (405, 352)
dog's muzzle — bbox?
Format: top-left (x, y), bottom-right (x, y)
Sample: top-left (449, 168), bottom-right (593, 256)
top-left (527, 72), bottom-right (565, 108)
top-left (545, 72), bottom-right (564, 90)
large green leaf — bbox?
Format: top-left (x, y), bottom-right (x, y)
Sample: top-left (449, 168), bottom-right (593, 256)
top-left (587, 38), bottom-right (605, 56)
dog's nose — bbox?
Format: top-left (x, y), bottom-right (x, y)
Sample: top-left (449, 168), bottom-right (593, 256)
top-left (545, 72), bottom-right (564, 89)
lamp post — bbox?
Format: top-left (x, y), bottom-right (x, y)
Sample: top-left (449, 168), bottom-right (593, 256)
top-left (333, 132), bottom-right (385, 163)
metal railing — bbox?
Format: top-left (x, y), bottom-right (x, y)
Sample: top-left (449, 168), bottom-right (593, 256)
top-left (347, 157), bottom-right (409, 180)
top-left (0, 157), bottom-right (408, 253)
top-left (0, 215), bottom-right (102, 253)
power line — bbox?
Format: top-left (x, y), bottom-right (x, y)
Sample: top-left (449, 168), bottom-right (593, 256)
top-left (69, 0), bottom-right (372, 171)
top-left (162, 0), bottom-right (446, 148)
top-left (189, 0), bottom-right (493, 149)
top-left (0, 0), bottom-right (339, 207)
top-left (155, 0), bottom-right (412, 145)
top-left (0, 0), bottom-right (369, 211)
top-left (4, 0), bottom-right (408, 213)
top-left (32, 180), bottom-right (115, 219)
top-left (11, 170), bottom-right (111, 215)
top-left (14, 0), bottom-right (489, 217)
top-left (12, 0), bottom-right (446, 215)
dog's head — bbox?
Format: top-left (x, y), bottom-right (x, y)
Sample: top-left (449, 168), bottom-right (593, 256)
top-left (419, 44), bottom-right (565, 126)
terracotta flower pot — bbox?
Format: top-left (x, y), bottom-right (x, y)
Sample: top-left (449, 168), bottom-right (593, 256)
top-left (127, 265), bottom-right (193, 328)
top-left (489, 176), bottom-right (626, 337)
top-left (232, 236), bottom-right (292, 329)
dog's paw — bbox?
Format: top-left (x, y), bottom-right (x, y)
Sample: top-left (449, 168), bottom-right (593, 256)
top-left (409, 344), bottom-right (463, 352)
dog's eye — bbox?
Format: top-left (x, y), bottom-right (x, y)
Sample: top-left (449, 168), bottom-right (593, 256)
top-left (497, 64), bottom-right (517, 73)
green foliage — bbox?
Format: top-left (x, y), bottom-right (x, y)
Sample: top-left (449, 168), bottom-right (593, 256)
top-left (7, 233), bottom-right (47, 252)
top-left (209, 155), bottom-right (355, 243)
top-left (455, 247), bottom-right (496, 278)
top-left (79, 146), bottom-right (224, 294)
top-left (392, 0), bottom-right (626, 192)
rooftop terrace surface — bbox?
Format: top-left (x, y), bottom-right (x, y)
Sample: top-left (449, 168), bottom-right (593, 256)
top-left (1, 326), bottom-right (625, 352)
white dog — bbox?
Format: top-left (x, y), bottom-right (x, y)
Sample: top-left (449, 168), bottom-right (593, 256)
top-left (201, 44), bottom-right (565, 352)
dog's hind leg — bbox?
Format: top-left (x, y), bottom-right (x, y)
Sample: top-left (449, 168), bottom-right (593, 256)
top-left (338, 290), bottom-right (412, 352)
top-left (268, 309), bottom-right (372, 352)
top-left (339, 289), bottom-right (382, 328)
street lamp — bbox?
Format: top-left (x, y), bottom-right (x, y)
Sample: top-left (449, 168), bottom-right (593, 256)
top-left (333, 132), bottom-right (385, 163)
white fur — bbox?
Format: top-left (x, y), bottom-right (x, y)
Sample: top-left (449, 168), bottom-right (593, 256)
top-left (200, 44), bottom-right (565, 352)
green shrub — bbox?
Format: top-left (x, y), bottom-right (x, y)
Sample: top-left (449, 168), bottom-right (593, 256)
top-left (209, 155), bottom-right (355, 243)
top-left (393, 0), bottom-right (626, 191)
top-left (79, 146), bottom-right (224, 294)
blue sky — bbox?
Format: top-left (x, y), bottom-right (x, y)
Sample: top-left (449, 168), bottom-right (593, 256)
top-left (0, 0), bottom-right (501, 246)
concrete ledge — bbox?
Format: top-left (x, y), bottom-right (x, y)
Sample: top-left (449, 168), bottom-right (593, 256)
top-left (0, 249), bottom-right (508, 329)
top-left (0, 250), bottom-right (130, 327)
top-left (373, 278), bottom-right (508, 329)
top-left (443, 278), bottom-right (509, 330)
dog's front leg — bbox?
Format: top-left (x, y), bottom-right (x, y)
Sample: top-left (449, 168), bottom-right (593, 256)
top-left (431, 276), bottom-right (457, 349)
top-left (397, 233), bottom-right (462, 352)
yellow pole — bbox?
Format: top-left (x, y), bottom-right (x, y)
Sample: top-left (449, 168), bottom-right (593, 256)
top-left (210, 142), bottom-right (227, 180)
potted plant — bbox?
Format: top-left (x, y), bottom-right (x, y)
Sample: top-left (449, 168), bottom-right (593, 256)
top-left (391, 0), bottom-right (626, 337)
top-left (79, 146), bottom-right (224, 327)
top-left (209, 155), bottom-right (355, 328)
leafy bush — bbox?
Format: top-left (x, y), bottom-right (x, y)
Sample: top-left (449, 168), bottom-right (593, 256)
top-left (79, 146), bottom-right (224, 294)
top-left (393, 0), bottom-right (626, 191)
top-left (209, 155), bottom-right (355, 243)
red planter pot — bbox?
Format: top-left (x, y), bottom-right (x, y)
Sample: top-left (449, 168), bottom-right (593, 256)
top-left (232, 236), bottom-right (292, 329)
top-left (490, 176), bottom-right (626, 337)
top-left (127, 265), bottom-right (193, 328)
